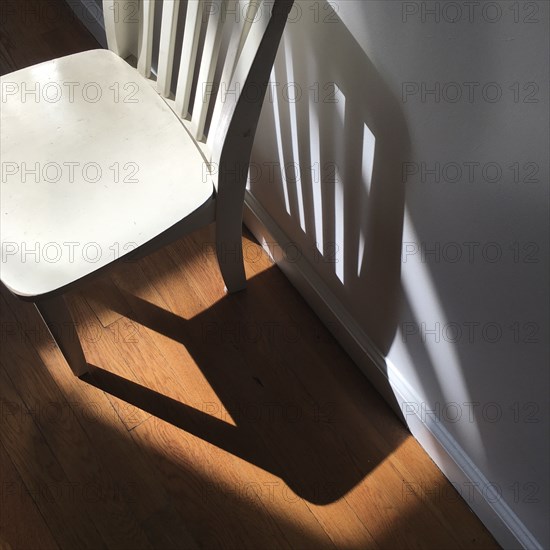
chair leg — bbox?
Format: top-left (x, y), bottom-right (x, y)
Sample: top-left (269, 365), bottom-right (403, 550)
top-left (215, 218), bottom-right (247, 293)
top-left (35, 294), bottom-right (89, 377)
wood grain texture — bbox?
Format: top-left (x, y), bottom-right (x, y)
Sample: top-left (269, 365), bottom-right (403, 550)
top-left (0, 442), bottom-right (59, 550)
top-left (0, 224), bottom-right (500, 550)
top-left (0, 0), bottom-right (99, 75)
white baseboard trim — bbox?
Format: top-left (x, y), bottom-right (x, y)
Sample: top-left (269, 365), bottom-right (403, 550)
top-left (243, 190), bottom-right (542, 550)
top-left (64, 0), bottom-right (107, 47)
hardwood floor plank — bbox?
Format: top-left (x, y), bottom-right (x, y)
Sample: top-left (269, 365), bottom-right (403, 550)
top-left (135, 239), bottom-right (381, 548)
top-left (0, 227), bottom-right (500, 550)
top-left (0, 442), bottom-right (60, 550)
top-left (0, 293), bottom-right (153, 550)
top-left (259, 283), bottom-right (498, 549)
top-left (0, 362), bottom-right (107, 550)
top-left (219, 260), bottom-right (496, 549)
top-left (132, 417), bottom-right (292, 550)
top-left (67, 290), bottom-right (152, 430)
top-left (106, 253), bottom-right (338, 548)
top-left (81, 275), bottom-right (134, 328)
top-left (0, 0), bottom-right (99, 75)
top-left (0, 288), bottom-right (196, 549)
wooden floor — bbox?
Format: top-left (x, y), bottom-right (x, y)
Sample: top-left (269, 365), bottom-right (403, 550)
top-left (0, 2), bottom-right (499, 549)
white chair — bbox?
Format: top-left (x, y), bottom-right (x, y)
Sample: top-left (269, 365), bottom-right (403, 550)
top-left (0, 0), bottom-right (294, 376)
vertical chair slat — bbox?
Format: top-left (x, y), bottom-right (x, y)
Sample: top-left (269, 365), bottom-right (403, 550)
top-left (174, 0), bottom-right (204, 118)
top-left (190, 0), bottom-right (227, 141)
top-left (103, 0), bottom-right (139, 58)
top-left (207, 0), bottom-right (271, 164)
top-left (137, 0), bottom-right (155, 77)
top-left (157, 0), bottom-right (181, 97)
top-left (231, 0), bottom-right (271, 84)
top-left (206, 0), bottom-right (259, 154)
top-left (234, 0), bottom-right (262, 73)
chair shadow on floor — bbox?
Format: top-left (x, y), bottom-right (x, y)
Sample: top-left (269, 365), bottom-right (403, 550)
top-left (80, 263), bottom-right (408, 506)
top-left (3, 266), bottom-right (487, 549)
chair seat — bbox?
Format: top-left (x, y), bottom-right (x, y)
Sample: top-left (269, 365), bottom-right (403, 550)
top-left (1, 49), bottom-right (214, 298)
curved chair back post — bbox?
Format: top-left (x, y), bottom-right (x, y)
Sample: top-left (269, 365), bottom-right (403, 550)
top-left (213, 0), bottom-right (294, 173)
top-left (214, 0), bottom-right (294, 292)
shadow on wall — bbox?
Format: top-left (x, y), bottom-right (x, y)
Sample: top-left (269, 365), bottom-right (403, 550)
top-left (249, 0), bottom-right (410, 356)
top-left (250, 1), bottom-right (549, 543)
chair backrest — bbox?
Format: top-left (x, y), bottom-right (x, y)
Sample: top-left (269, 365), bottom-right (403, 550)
top-left (103, 0), bottom-right (293, 169)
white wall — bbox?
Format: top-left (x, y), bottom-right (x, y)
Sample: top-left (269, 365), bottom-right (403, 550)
top-left (247, 1), bottom-right (549, 548)
top-left (69, 1), bottom-right (549, 547)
